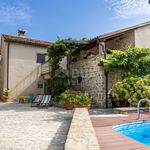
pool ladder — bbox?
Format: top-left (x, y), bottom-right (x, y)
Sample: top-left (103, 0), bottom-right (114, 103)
top-left (137, 98), bottom-right (150, 120)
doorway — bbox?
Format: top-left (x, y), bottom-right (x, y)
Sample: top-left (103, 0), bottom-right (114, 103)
top-left (44, 79), bottom-right (50, 95)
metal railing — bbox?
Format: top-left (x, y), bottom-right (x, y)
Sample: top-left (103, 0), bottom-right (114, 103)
top-left (137, 98), bottom-right (150, 120)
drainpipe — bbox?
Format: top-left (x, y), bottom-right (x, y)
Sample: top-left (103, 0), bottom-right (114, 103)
top-left (96, 37), bottom-right (109, 108)
top-left (67, 55), bottom-right (72, 85)
top-left (7, 42), bottom-right (10, 89)
top-left (0, 37), bottom-right (3, 98)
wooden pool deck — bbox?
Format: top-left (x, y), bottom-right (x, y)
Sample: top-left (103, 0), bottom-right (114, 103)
top-left (91, 113), bottom-right (150, 150)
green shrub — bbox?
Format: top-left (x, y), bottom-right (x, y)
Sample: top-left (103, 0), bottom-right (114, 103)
top-left (101, 47), bottom-right (150, 77)
top-left (113, 75), bottom-right (150, 106)
top-left (59, 90), bottom-right (91, 105)
top-left (49, 72), bottom-right (70, 98)
top-left (101, 47), bottom-right (150, 106)
top-left (3, 88), bottom-right (10, 96)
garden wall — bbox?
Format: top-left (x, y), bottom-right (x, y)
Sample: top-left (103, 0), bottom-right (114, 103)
top-left (65, 108), bottom-right (100, 150)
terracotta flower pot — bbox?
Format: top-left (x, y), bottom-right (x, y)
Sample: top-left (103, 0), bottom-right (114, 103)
top-left (64, 101), bottom-right (91, 111)
top-left (2, 95), bottom-right (9, 103)
top-left (64, 101), bottom-right (74, 110)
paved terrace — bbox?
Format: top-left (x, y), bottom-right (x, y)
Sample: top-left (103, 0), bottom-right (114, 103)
top-left (91, 111), bottom-right (150, 150)
top-left (0, 102), bottom-right (73, 150)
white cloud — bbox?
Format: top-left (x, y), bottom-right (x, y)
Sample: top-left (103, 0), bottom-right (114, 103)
top-left (0, 2), bottom-right (31, 25)
top-left (105, 0), bottom-right (150, 19)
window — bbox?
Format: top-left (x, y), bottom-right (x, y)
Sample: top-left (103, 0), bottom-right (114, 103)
top-left (37, 53), bottom-right (45, 63)
top-left (78, 76), bottom-right (82, 84)
top-left (37, 83), bottom-right (43, 88)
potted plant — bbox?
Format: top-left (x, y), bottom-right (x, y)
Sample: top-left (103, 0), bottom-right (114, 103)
top-left (60, 90), bottom-right (91, 110)
top-left (2, 88), bottom-right (10, 102)
top-left (59, 90), bottom-right (75, 110)
top-left (73, 92), bottom-right (91, 111)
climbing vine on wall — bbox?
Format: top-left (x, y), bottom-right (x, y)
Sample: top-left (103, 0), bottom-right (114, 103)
top-left (47, 38), bottom-right (89, 97)
top-left (47, 38), bottom-right (88, 76)
top-left (101, 47), bottom-right (150, 106)
top-left (101, 47), bottom-right (150, 77)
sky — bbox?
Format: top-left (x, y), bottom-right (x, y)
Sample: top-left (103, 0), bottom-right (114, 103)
top-left (0, 0), bottom-right (150, 42)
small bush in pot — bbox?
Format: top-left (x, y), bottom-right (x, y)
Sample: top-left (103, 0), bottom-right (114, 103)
top-left (2, 88), bottom-right (10, 102)
top-left (59, 90), bottom-right (76, 109)
top-left (60, 90), bottom-right (91, 110)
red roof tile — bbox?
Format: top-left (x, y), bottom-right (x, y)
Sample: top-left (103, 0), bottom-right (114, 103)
top-left (2, 34), bottom-right (53, 47)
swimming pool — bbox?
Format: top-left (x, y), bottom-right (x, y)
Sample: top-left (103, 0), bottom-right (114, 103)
top-left (113, 120), bottom-right (150, 146)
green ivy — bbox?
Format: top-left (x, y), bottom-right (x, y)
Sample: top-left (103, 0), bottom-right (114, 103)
top-left (47, 38), bottom-right (89, 99)
top-left (47, 38), bottom-right (88, 77)
top-left (49, 72), bottom-right (70, 97)
top-left (101, 47), bottom-right (150, 106)
top-left (101, 47), bottom-right (150, 77)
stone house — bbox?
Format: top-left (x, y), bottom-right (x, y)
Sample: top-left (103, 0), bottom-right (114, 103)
top-left (0, 22), bottom-right (150, 106)
top-left (71, 21), bottom-right (150, 108)
top-left (0, 30), bottom-right (53, 100)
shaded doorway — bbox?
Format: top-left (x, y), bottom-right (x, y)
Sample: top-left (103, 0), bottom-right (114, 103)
top-left (44, 79), bottom-right (50, 95)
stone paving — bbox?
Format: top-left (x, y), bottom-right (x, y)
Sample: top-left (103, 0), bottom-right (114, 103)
top-left (89, 108), bottom-right (114, 115)
top-left (0, 102), bottom-right (73, 150)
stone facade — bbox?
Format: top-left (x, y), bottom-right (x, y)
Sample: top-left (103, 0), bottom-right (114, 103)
top-left (71, 45), bottom-right (106, 108)
top-left (69, 23), bottom-right (150, 108)
top-left (71, 32), bottom-right (135, 108)
top-left (106, 31), bottom-right (134, 50)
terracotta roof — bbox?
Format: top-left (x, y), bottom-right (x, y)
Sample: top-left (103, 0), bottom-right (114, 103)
top-left (91, 21), bottom-right (150, 42)
top-left (2, 34), bottom-right (53, 47)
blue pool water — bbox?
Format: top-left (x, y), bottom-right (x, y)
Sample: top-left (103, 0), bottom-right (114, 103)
top-left (113, 120), bottom-right (150, 146)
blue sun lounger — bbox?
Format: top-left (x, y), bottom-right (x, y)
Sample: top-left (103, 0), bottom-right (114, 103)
top-left (31, 95), bottom-right (43, 107)
top-left (39, 95), bottom-right (52, 108)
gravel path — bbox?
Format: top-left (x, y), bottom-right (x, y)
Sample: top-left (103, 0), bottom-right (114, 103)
top-left (0, 102), bottom-right (73, 150)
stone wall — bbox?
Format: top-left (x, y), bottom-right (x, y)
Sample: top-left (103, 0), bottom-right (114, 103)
top-left (71, 32), bottom-right (134, 108)
top-left (71, 46), bottom-right (106, 108)
top-left (71, 59), bottom-right (106, 107)
top-left (106, 31), bottom-right (134, 50)
top-left (65, 108), bottom-right (100, 150)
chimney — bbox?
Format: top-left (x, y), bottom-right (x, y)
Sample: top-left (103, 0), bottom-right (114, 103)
top-left (18, 29), bottom-right (26, 37)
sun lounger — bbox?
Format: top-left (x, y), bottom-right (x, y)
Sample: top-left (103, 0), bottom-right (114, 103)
top-left (31, 95), bottom-right (43, 107)
top-left (39, 95), bottom-right (52, 108)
